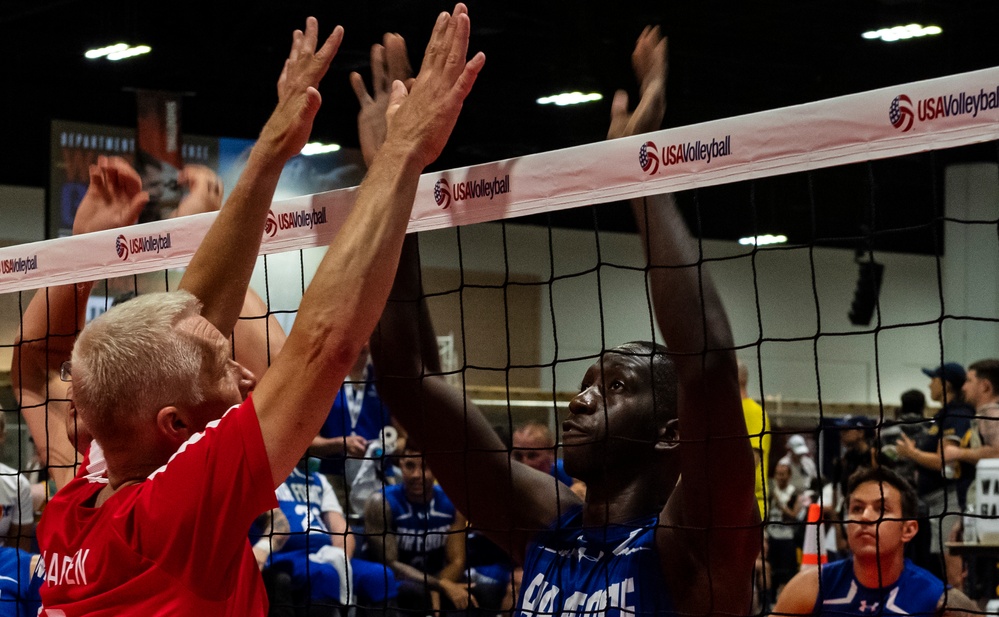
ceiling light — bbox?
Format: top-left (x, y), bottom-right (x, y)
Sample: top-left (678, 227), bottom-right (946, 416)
top-left (861, 24), bottom-right (942, 42)
top-left (536, 92), bottom-right (603, 106)
top-left (85, 43), bottom-right (150, 61)
top-left (300, 142), bottom-right (341, 156)
top-left (738, 234), bottom-right (788, 247)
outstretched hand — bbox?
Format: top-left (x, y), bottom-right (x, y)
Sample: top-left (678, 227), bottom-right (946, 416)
top-left (607, 25), bottom-right (667, 140)
top-left (351, 33), bottom-right (413, 167)
top-left (174, 165), bottom-right (224, 218)
top-left (382, 3), bottom-right (485, 171)
top-left (259, 17), bottom-right (344, 161)
top-left (72, 156), bottom-right (149, 236)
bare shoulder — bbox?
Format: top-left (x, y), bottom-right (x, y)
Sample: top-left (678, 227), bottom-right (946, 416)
top-left (772, 568), bottom-right (820, 616)
top-left (938, 587), bottom-right (979, 617)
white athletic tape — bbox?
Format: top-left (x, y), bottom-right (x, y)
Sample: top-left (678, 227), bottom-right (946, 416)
top-left (2, 67), bottom-right (998, 293)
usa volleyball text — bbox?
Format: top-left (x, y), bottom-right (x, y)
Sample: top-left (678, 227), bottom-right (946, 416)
top-left (660, 136), bottom-right (732, 166)
top-left (276, 206), bottom-right (328, 231)
top-left (450, 175), bottom-right (510, 201)
top-left (127, 233), bottom-right (172, 255)
top-left (1, 255), bottom-right (38, 274)
top-left (918, 87), bottom-right (999, 120)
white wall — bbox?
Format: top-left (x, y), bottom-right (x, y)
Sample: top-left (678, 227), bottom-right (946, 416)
top-left (4, 164), bottom-right (997, 411)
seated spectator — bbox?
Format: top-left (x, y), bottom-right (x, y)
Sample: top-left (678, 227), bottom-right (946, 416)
top-left (511, 422), bottom-right (574, 488)
top-left (253, 460), bottom-right (398, 612)
top-left (310, 345), bottom-right (399, 520)
top-left (364, 448), bottom-right (474, 614)
top-left (767, 461), bottom-right (803, 602)
top-left (0, 414), bottom-right (33, 553)
top-left (778, 434), bottom-right (819, 496)
top-left (774, 467), bottom-right (977, 615)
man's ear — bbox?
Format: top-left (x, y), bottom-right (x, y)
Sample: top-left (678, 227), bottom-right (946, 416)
top-left (655, 418), bottom-right (680, 453)
top-left (156, 406), bottom-right (190, 443)
top-left (901, 519), bottom-right (919, 544)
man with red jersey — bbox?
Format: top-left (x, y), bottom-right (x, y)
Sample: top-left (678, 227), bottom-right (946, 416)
top-left (35, 6), bottom-right (485, 615)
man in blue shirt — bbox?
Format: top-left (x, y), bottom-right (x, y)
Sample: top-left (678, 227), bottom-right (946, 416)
top-left (369, 26), bottom-right (758, 617)
top-left (774, 467), bottom-right (977, 616)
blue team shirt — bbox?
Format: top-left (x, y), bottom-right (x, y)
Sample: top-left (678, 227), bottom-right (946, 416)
top-left (273, 467), bottom-right (341, 554)
top-left (0, 547), bottom-right (41, 617)
top-left (517, 505), bottom-right (676, 617)
top-left (383, 484), bottom-right (455, 575)
top-left (318, 366), bottom-right (392, 474)
top-left (815, 558), bottom-right (943, 616)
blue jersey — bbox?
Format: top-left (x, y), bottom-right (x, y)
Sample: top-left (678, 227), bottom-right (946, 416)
top-left (383, 484), bottom-right (455, 575)
top-left (816, 558), bottom-right (943, 616)
top-left (0, 547), bottom-right (41, 617)
top-left (274, 467), bottom-right (342, 554)
top-left (517, 506), bottom-right (676, 617)
top-left (318, 366), bottom-right (392, 474)
top-left (551, 459), bottom-right (574, 487)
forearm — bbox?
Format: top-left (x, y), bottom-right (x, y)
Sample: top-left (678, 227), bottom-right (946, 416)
top-left (179, 146), bottom-right (285, 337)
top-left (254, 141), bottom-right (423, 486)
top-left (905, 446), bottom-right (945, 471)
top-left (630, 193), bottom-right (736, 360)
top-left (309, 436), bottom-right (347, 457)
top-left (391, 560), bottom-right (444, 588)
top-left (12, 282), bottom-right (93, 384)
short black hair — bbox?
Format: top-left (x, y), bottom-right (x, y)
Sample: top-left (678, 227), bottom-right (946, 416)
top-left (969, 359), bottom-right (999, 394)
top-left (607, 341), bottom-right (678, 424)
top-left (847, 467), bottom-right (918, 519)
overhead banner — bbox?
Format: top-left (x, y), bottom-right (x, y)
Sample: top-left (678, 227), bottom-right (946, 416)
top-left (49, 120), bottom-right (216, 238)
top-left (136, 90), bottom-right (185, 222)
top-left (10, 66), bottom-right (999, 294)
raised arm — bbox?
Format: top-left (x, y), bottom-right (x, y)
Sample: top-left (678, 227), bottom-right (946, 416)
top-left (251, 5), bottom-right (486, 487)
top-left (178, 17), bottom-right (343, 337)
top-left (371, 232), bottom-right (575, 564)
top-left (11, 157), bottom-right (147, 489)
top-left (613, 26), bottom-right (758, 610)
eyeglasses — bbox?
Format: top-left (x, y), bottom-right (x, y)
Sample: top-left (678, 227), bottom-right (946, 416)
top-left (60, 361), bottom-right (72, 382)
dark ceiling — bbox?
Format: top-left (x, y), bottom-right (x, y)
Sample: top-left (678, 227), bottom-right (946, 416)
top-left (2, 0), bottom-right (998, 254)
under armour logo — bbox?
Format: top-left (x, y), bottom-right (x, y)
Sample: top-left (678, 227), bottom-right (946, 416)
top-left (858, 600), bottom-right (880, 612)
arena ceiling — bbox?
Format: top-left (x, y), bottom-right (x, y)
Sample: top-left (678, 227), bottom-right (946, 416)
top-left (2, 0), bottom-right (998, 255)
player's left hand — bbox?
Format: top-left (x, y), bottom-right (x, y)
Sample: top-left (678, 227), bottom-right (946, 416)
top-left (174, 165), bottom-right (223, 218)
top-left (72, 156), bottom-right (149, 235)
top-left (607, 25), bottom-right (667, 140)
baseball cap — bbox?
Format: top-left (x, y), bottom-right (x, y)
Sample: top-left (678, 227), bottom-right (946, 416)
top-left (787, 434), bottom-right (809, 455)
top-left (921, 362), bottom-right (966, 389)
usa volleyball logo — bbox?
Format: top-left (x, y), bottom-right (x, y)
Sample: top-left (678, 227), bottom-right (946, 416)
top-left (116, 234), bottom-right (128, 260)
top-left (640, 141), bottom-right (660, 174)
top-left (889, 95), bottom-right (914, 132)
top-left (434, 179), bottom-right (452, 209)
top-left (264, 210), bottom-right (278, 237)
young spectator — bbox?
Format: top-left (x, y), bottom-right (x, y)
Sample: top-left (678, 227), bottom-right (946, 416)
top-left (364, 448), bottom-right (473, 614)
top-left (774, 467), bottom-right (977, 616)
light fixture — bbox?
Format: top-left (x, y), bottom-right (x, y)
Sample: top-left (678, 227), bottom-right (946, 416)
top-left (85, 43), bottom-right (151, 61)
top-left (738, 234), bottom-right (788, 247)
top-left (536, 92), bottom-right (603, 106)
top-left (861, 24), bottom-right (942, 42)
top-left (299, 142), bottom-right (341, 156)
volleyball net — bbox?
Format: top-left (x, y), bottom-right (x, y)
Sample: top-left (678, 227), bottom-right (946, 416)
top-left (2, 66), bottom-right (998, 611)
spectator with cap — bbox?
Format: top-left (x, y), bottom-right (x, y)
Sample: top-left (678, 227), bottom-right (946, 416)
top-left (778, 435), bottom-right (818, 495)
top-left (832, 415), bottom-right (886, 501)
top-left (895, 362), bottom-right (975, 587)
